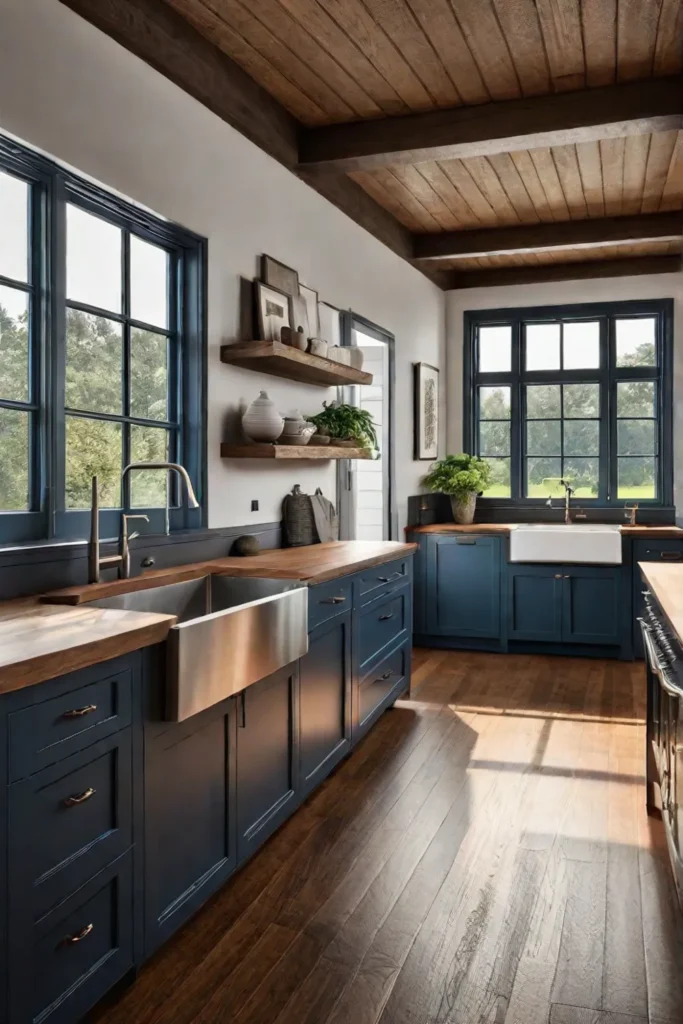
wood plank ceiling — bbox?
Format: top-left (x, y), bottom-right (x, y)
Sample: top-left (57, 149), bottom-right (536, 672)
top-left (67, 0), bottom-right (683, 288)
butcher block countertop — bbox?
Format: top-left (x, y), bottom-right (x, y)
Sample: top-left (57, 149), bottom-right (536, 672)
top-left (410, 523), bottom-right (683, 538)
top-left (640, 563), bottom-right (683, 645)
top-left (0, 541), bottom-right (415, 695)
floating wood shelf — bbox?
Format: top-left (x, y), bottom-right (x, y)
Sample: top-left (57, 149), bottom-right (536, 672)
top-left (220, 341), bottom-right (373, 387)
top-left (220, 443), bottom-right (373, 460)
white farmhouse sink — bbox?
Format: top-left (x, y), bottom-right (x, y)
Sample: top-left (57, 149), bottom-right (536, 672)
top-left (509, 523), bottom-right (622, 565)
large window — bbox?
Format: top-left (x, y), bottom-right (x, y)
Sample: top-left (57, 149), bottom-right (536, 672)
top-left (0, 136), bottom-right (205, 542)
top-left (464, 301), bottom-right (673, 507)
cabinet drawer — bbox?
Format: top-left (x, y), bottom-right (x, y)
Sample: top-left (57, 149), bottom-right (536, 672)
top-left (357, 559), bottom-right (410, 600)
top-left (10, 851), bottom-right (134, 1024)
top-left (358, 641), bottom-right (409, 730)
top-left (358, 584), bottom-right (410, 671)
top-left (9, 664), bottom-right (133, 782)
top-left (634, 539), bottom-right (683, 562)
top-left (308, 578), bottom-right (353, 632)
top-left (9, 732), bottom-right (133, 921)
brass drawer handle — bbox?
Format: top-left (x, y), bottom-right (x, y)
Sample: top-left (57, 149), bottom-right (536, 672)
top-left (63, 787), bottom-right (96, 807)
top-left (62, 704), bottom-right (97, 719)
top-left (377, 572), bottom-right (402, 583)
top-left (65, 923), bottom-right (94, 945)
top-left (661, 551), bottom-right (682, 560)
top-left (321, 596), bottom-right (346, 605)
top-left (379, 613), bottom-right (395, 621)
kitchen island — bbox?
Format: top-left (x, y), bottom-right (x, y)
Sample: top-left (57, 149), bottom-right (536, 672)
top-left (0, 541), bottom-right (414, 1024)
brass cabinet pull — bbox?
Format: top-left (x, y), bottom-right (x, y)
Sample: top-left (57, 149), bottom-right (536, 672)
top-left (321, 596), bottom-right (346, 605)
top-left (661, 551), bottom-right (682, 560)
top-left (376, 671), bottom-right (393, 682)
top-left (377, 572), bottom-right (402, 583)
top-left (564, 575), bottom-right (571, 579)
top-left (379, 613), bottom-right (395, 621)
top-left (63, 787), bottom-right (96, 807)
top-left (65, 923), bottom-right (94, 945)
top-left (62, 704), bottom-right (97, 719)
top-left (554, 574), bottom-right (563, 579)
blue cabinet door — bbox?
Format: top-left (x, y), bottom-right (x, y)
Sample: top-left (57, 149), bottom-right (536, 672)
top-left (562, 566), bottom-right (622, 645)
top-left (236, 664), bottom-right (299, 864)
top-left (508, 566), bottom-right (563, 642)
top-left (299, 613), bottom-right (352, 798)
top-left (427, 535), bottom-right (501, 638)
top-left (143, 696), bottom-right (237, 958)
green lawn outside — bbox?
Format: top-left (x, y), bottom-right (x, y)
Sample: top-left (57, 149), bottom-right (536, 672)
top-left (483, 483), bottom-right (656, 499)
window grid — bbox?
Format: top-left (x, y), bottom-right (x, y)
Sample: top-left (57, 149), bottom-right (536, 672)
top-left (465, 302), bottom-right (672, 508)
top-left (0, 134), bottom-right (205, 543)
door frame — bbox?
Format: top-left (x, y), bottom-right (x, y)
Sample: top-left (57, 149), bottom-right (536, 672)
top-left (338, 312), bottom-right (397, 540)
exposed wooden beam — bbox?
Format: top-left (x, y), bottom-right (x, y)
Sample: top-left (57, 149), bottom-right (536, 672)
top-left (299, 78), bottom-right (683, 173)
top-left (446, 255), bottom-right (682, 290)
top-left (59, 0), bottom-right (446, 288)
top-left (414, 213), bottom-right (683, 261)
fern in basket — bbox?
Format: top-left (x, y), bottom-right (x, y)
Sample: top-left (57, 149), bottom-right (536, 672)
top-left (307, 402), bottom-right (379, 452)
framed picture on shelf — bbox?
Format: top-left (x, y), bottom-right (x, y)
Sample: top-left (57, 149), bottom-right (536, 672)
top-left (319, 301), bottom-right (341, 348)
top-left (414, 362), bottom-right (439, 461)
top-left (261, 254), bottom-right (299, 296)
top-left (300, 284), bottom-right (319, 336)
top-left (289, 293), bottom-right (310, 337)
top-left (255, 281), bottom-right (290, 343)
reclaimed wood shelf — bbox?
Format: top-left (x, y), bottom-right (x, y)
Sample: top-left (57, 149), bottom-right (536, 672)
top-left (220, 341), bottom-right (373, 387)
top-left (220, 443), bottom-right (373, 460)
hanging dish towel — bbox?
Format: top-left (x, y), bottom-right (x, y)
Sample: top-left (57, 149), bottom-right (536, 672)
top-left (310, 488), bottom-right (339, 543)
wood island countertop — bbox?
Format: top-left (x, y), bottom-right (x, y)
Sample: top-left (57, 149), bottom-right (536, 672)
top-left (640, 562), bottom-right (683, 645)
top-left (0, 541), bottom-right (416, 695)
top-left (409, 523), bottom-right (683, 538)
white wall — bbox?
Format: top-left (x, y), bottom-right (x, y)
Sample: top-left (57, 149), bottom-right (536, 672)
top-left (446, 273), bottom-right (683, 510)
top-left (0, 0), bottom-right (445, 533)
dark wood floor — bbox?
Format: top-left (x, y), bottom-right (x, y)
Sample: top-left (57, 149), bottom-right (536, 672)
top-left (98, 650), bottom-right (683, 1024)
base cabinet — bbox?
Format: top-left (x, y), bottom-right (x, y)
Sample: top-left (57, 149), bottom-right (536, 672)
top-left (299, 614), bottom-right (352, 798)
top-left (427, 535), bottom-right (501, 638)
top-left (508, 567), bottom-right (562, 641)
top-left (235, 665), bottom-right (299, 863)
top-left (143, 698), bottom-right (237, 958)
top-left (509, 564), bottom-right (622, 647)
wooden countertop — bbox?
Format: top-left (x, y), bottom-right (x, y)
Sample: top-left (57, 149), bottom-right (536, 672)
top-left (640, 563), bottom-right (683, 645)
top-left (409, 523), bottom-right (683, 538)
top-left (0, 602), bottom-right (176, 695)
top-left (0, 542), bottom-right (416, 695)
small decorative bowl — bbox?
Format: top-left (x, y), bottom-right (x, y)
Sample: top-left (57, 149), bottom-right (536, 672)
top-left (310, 433), bottom-right (330, 445)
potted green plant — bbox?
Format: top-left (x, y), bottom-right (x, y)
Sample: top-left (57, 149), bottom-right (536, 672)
top-left (306, 401), bottom-right (379, 453)
top-left (422, 453), bottom-right (491, 525)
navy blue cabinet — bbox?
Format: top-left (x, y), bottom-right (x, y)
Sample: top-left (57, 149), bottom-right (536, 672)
top-left (299, 613), bottom-right (352, 798)
top-left (236, 664), bottom-right (299, 864)
top-left (508, 567), bottom-right (563, 642)
top-left (427, 535), bottom-right (502, 638)
top-left (508, 564), bottom-right (622, 647)
top-left (143, 695), bottom-right (237, 957)
top-left (633, 538), bottom-right (683, 656)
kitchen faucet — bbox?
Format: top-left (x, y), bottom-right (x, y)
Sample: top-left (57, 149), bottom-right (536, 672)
top-left (88, 462), bottom-right (200, 583)
top-left (544, 480), bottom-right (575, 524)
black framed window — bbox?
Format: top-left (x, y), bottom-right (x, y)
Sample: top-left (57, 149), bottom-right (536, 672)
top-left (464, 300), bottom-right (673, 508)
top-left (0, 135), bottom-right (206, 543)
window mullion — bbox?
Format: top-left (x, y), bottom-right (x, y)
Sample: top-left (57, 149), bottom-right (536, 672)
top-left (122, 230), bottom-right (131, 510)
top-left (49, 173), bottom-right (67, 538)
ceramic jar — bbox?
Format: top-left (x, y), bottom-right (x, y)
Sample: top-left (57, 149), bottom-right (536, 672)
top-left (280, 409), bottom-right (315, 445)
top-left (348, 347), bottom-right (364, 371)
top-left (242, 391), bottom-right (284, 442)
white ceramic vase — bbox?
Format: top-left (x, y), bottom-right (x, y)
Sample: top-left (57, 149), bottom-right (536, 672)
top-left (242, 391), bottom-right (284, 442)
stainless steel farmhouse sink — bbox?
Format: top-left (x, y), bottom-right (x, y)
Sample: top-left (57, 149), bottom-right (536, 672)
top-left (89, 576), bottom-right (308, 721)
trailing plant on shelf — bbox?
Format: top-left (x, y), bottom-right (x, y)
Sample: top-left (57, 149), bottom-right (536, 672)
top-left (422, 453), bottom-right (491, 525)
top-left (306, 401), bottom-right (379, 453)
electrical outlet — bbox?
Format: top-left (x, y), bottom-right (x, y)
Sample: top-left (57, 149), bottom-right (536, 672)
top-left (251, 499), bottom-right (259, 512)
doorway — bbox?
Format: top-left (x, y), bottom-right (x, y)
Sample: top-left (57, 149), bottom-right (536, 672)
top-left (339, 314), bottom-right (395, 541)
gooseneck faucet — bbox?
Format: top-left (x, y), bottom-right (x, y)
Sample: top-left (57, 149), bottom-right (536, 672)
top-left (88, 462), bottom-right (200, 583)
top-left (560, 479), bottom-right (575, 525)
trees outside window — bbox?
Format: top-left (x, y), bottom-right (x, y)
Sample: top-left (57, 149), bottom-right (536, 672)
top-left (464, 301), bottom-right (673, 509)
top-left (0, 137), bottom-right (205, 542)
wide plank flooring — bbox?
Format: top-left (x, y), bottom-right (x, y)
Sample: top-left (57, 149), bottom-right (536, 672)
top-left (96, 651), bottom-right (683, 1024)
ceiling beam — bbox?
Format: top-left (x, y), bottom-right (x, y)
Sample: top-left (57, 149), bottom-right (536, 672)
top-left (299, 77), bottom-right (683, 173)
top-left (414, 213), bottom-right (683, 261)
top-left (59, 0), bottom-right (448, 287)
top-left (446, 255), bottom-right (682, 291)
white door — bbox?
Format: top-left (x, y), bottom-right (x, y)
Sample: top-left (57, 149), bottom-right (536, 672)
top-left (340, 329), bottom-right (390, 540)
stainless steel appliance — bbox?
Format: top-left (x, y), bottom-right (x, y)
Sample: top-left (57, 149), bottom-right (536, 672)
top-left (88, 576), bottom-right (308, 722)
top-left (639, 591), bottom-right (683, 906)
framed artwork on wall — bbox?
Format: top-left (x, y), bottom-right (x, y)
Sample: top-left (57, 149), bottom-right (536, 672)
top-left (414, 362), bottom-right (439, 461)
top-left (255, 281), bottom-right (290, 343)
top-left (300, 284), bottom-right (319, 336)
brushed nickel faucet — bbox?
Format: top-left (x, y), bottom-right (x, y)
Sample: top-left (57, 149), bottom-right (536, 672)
top-left (560, 479), bottom-right (575, 524)
top-left (88, 462), bottom-right (200, 583)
